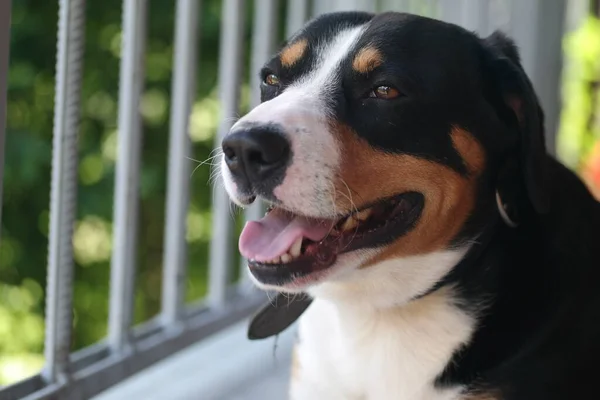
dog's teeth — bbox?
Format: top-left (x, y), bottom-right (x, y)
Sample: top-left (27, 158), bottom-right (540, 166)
top-left (355, 208), bottom-right (372, 221)
top-left (290, 238), bottom-right (303, 257)
top-left (341, 217), bottom-right (359, 231)
top-left (272, 256), bottom-right (281, 264)
top-left (281, 253), bottom-right (292, 263)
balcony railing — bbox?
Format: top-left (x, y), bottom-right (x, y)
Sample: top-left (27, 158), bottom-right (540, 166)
top-left (0, 0), bottom-right (568, 399)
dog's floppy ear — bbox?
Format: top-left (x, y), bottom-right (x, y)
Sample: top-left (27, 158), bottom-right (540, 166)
top-left (482, 31), bottom-right (550, 218)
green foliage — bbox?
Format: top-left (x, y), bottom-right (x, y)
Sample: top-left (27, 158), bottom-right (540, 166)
top-left (558, 15), bottom-right (600, 169)
top-left (0, 280), bottom-right (45, 383)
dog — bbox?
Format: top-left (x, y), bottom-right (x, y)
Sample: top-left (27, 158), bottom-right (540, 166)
top-left (219, 11), bottom-right (600, 400)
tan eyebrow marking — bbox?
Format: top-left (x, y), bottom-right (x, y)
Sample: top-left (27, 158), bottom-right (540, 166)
top-left (352, 46), bottom-right (383, 74)
top-left (280, 38), bottom-right (309, 68)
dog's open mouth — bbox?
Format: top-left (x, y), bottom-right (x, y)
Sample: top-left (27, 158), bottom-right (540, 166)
top-left (240, 192), bottom-right (424, 286)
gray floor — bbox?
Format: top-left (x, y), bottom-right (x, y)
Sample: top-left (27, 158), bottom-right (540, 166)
top-left (220, 362), bottom-right (291, 400)
top-left (93, 319), bottom-right (294, 400)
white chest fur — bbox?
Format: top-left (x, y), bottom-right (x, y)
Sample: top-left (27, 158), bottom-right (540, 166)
top-left (290, 289), bottom-right (475, 400)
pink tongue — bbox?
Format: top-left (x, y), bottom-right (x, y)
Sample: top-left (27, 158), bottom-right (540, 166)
top-left (239, 208), bottom-right (334, 262)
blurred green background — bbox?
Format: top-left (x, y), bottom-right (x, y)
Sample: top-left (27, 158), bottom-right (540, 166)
top-left (0, 0), bottom-right (599, 387)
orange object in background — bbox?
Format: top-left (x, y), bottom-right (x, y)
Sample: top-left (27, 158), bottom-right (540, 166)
top-left (582, 140), bottom-right (600, 200)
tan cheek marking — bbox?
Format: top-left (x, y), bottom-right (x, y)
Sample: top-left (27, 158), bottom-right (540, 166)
top-left (334, 125), bottom-right (485, 265)
top-left (280, 39), bottom-right (308, 68)
top-left (451, 127), bottom-right (486, 174)
top-left (352, 46), bottom-right (383, 74)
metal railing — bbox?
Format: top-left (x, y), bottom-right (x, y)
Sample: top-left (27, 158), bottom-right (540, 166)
top-left (0, 0), bottom-right (565, 399)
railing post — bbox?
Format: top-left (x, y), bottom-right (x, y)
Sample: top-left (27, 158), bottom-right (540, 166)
top-left (208, 0), bottom-right (246, 308)
top-left (43, 0), bottom-right (86, 384)
top-left (108, 0), bottom-right (147, 351)
top-left (440, 0), bottom-right (485, 28)
top-left (378, 0), bottom-right (410, 12)
top-left (250, 0), bottom-right (277, 110)
top-left (460, 0), bottom-right (491, 35)
top-left (328, 0), bottom-right (377, 12)
top-left (439, 0), bottom-right (463, 24)
top-left (508, 0), bottom-right (566, 154)
top-left (286, 0), bottom-right (309, 39)
top-left (312, 0), bottom-right (334, 17)
top-left (0, 0), bottom-right (11, 245)
top-left (161, 0), bottom-right (200, 325)
top-left (238, 0), bottom-right (278, 290)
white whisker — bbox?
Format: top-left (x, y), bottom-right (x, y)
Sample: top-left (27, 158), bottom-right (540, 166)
top-left (339, 179), bottom-right (361, 250)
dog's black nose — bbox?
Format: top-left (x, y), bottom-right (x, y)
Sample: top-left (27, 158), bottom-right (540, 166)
top-left (222, 126), bottom-right (290, 186)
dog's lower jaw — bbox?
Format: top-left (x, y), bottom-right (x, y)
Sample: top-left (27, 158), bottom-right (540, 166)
top-left (249, 244), bottom-right (470, 305)
top-left (248, 248), bottom-right (378, 294)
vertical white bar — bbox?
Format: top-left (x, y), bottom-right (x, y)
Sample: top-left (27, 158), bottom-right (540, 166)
top-left (161, 0), bottom-right (200, 325)
top-left (43, 0), bottom-right (85, 383)
top-left (208, 0), bottom-right (246, 308)
top-left (487, 0), bottom-right (511, 33)
top-left (508, 0), bottom-right (565, 153)
top-left (330, 0), bottom-right (377, 12)
top-left (0, 0), bottom-right (10, 243)
top-left (424, 0), bottom-right (440, 18)
top-left (286, 0), bottom-right (309, 39)
top-left (564, 0), bottom-right (590, 33)
top-left (108, 0), bottom-right (147, 351)
top-left (379, 0), bottom-right (410, 12)
top-left (239, 0), bottom-right (278, 289)
top-left (439, 0), bottom-right (465, 24)
top-left (312, 0), bottom-right (333, 17)
top-left (460, 0), bottom-right (490, 34)
top-left (250, 0), bottom-right (277, 109)
top-left (441, 0), bottom-right (504, 34)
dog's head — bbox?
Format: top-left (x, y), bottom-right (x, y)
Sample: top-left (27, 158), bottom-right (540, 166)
top-left (220, 12), bottom-right (549, 307)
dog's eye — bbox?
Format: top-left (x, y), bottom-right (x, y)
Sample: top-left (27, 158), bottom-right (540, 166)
top-left (369, 85), bottom-right (400, 100)
top-left (264, 73), bottom-right (280, 86)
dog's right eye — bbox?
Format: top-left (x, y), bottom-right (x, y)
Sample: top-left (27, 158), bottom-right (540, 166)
top-left (264, 73), bottom-right (280, 86)
top-left (369, 85), bottom-right (401, 100)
